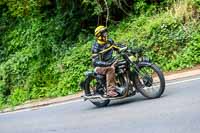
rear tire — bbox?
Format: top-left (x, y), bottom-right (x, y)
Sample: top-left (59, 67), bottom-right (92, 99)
top-left (84, 77), bottom-right (110, 107)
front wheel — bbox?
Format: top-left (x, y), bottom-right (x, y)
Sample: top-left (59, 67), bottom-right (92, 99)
top-left (135, 62), bottom-right (165, 99)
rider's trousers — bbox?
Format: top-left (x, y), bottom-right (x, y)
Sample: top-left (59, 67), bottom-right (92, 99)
top-left (95, 66), bottom-right (116, 92)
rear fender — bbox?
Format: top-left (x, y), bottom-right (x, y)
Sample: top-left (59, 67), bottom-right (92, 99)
top-left (80, 71), bottom-right (95, 90)
top-left (85, 71), bottom-right (95, 77)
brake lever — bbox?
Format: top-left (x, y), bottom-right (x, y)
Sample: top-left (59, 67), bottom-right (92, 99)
top-left (119, 47), bottom-right (128, 53)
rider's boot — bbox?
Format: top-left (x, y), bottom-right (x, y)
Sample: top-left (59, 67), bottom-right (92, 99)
top-left (107, 86), bottom-right (119, 97)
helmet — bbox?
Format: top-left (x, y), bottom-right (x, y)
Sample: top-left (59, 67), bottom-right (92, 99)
top-left (95, 25), bottom-right (108, 44)
top-left (95, 25), bottom-right (107, 37)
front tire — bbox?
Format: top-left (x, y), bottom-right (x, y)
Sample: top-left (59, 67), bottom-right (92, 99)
top-left (135, 62), bottom-right (165, 99)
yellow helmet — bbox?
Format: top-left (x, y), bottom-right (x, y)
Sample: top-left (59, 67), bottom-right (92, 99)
top-left (95, 25), bottom-right (107, 37)
top-left (95, 25), bottom-right (108, 45)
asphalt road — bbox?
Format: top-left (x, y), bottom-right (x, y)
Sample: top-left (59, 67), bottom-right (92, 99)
top-left (0, 76), bottom-right (200, 133)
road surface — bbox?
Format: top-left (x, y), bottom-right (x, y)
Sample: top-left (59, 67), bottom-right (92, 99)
top-left (0, 76), bottom-right (200, 133)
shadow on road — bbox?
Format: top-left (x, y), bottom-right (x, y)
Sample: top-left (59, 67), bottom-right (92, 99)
top-left (84, 93), bottom-right (169, 111)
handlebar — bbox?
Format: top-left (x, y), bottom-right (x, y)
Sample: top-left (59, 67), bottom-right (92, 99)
top-left (119, 47), bottom-right (143, 55)
top-left (119, 47), bottom-right (128, 53)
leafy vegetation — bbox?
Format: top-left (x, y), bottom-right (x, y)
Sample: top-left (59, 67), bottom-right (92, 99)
top-left (112, 3), bottom-right (200, 70)
top-left (0, 0), bottom-right (199, 109)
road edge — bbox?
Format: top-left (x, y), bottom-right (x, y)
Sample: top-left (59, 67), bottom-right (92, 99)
top-left (1, 68), bottom-right (200, 113)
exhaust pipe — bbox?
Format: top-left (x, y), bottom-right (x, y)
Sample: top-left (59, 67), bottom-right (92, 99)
top-left (82, 94), bottom-right (126, 101)
top-left (83, 95), bottom-right (108, 101)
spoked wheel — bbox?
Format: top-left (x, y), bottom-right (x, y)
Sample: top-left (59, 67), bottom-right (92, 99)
top-left (84, 77), bottom-right (110, 107)
top-left (136, 63), bottom-right (165, 99)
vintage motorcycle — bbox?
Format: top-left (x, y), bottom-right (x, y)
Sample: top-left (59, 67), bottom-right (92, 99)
top-left (80, 46), bottom-right (165, 107)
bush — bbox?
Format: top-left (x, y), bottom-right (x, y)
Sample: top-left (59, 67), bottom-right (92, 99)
top-left (7, 88), bottom-right (29, 106)
top-left (0, 0), bottom-right (199, 109)
top-left (111, 1), bottom-right (200, 71)
top-left (0, 15), bottom-right (93, 107)
top-left (0, 16), bottom-right (70, 103)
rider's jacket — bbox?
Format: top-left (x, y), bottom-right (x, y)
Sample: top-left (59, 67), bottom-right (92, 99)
top-left (92, 39), bottom-right (124, 67)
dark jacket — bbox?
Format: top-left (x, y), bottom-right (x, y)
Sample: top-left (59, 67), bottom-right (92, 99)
top-left (92, 39), bottom-right (124, 67)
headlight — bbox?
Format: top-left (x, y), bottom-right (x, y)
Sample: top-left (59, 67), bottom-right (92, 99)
top-left (129, 55), bottom-right (137, 62)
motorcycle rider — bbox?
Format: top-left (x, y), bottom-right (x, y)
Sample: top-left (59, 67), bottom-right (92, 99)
top-left (92, 25), bottom-right (125, 97)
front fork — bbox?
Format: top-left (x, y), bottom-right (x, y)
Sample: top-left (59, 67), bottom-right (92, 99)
top-left (129, 61), bottom-right (153, 90)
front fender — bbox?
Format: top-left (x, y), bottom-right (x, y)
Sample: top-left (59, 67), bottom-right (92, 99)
top-left (137, 61), bottom-right (153, 68)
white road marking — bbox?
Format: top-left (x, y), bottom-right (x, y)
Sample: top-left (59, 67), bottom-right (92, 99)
top-left (0, 99), bottom-right (82, 116)
top-left (0, 108), bottom-right (32, 116)
top-left (39, 99), bottom-right (83, 108)
top-left (166, 77), bottom-right (200, 86)
top-left (0, 77), bottom-right (200, 116)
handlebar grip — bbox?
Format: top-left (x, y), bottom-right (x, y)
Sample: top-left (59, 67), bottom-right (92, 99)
top-left (119, 47), bottom-right (128, 52)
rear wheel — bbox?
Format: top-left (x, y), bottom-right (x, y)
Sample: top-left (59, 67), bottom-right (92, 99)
top-left (84, 77), bottom-right (110, 107)
top-left (136, 63), bottom-right (165, 99)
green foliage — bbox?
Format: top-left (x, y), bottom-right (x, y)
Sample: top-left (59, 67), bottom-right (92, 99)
top-left (0, 16), bottom-right (67, 104)
top-left (111, 0), bottom-right (200, 71)
top-left (0, 80), bottom-right (6, 107)
top-left (168, 26), bottom-right (200, 70)
top-left (0, 0), bottom-right (50, 17)
top-left (7, 88), bottom-right (29, 106)
top-left (82, 0), bottom-right (104, 15)
top-left (0, 0), bottom-right (200, 109)
top-left (0, 15), bottom-right (93, 107)
top-left (54, 42), bottom-right (92, 96)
